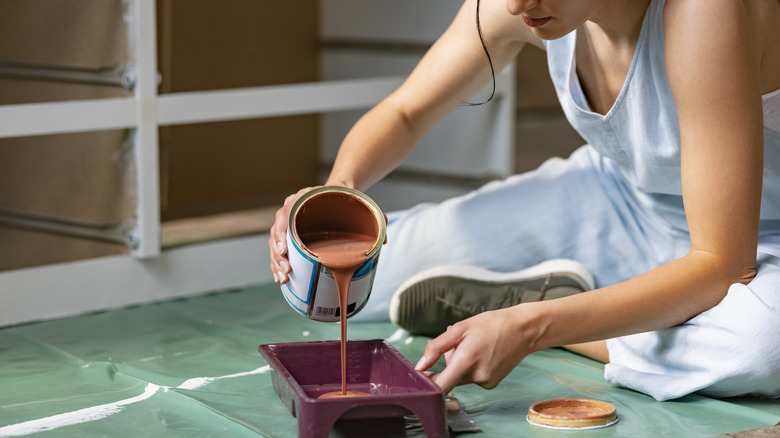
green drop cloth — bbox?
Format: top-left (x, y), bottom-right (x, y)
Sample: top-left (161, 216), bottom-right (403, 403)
top-left (1, 284), bottom-right (778, 437)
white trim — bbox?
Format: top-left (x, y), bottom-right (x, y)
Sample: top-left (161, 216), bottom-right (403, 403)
top-left (157, 76), bottom-right (404, 126)
top-left (0, 77), bottom-right (404, 139)
top-left (0, 98), bottom-right (137, 138)
top-left (130, 0), bottom-right (161, 258)
top-left (0, 234), bottom-right (273, 327)
top-left (493, 66), bottom-right (517, 177)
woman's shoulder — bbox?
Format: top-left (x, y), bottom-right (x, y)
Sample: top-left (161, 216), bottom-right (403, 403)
top-left (663, 0), bottom-right (780, 94)
top-left (663, 0), bottom-right (779, 37)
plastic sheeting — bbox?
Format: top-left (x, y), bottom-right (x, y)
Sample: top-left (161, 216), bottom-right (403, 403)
top-left (1, 284), bottom-right (778, 437)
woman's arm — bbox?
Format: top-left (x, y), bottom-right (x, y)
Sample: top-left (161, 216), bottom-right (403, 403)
top-left (326, 0), bottom-right (536, 190)
top-left (418, 0), bottom-right (768, 393)
top-left (270, 0), bottom-right (536, 282)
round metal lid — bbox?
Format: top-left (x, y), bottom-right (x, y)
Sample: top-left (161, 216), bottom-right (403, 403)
top-left (527, 398), bottom-right (618, 430)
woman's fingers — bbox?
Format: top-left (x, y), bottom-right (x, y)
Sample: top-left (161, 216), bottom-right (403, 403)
top-left (415, 325), bottom-right (461, 371)
top-left (268, 186), bottom-right (320, 283)
top-left (415, 308), bottom-right (529, 394)
top-left (414, 325), bottom-right (472, 393)
top-left (268, 205), bottom-right (291, 283)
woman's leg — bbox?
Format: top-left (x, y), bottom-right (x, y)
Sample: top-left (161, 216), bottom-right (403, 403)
top-left (605, 246), bottom-right (780, 400)
top-left (354, 146), bottom-right (674, 321)
top-left (564, 341), bottom-right (610, 363)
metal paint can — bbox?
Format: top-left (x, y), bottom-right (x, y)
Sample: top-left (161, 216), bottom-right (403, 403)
top-left (282, 186), bottom-right (386, 322)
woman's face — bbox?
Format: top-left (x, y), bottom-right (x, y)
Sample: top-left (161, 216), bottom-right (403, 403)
top-left (506, 0), bottom-right (609, 40)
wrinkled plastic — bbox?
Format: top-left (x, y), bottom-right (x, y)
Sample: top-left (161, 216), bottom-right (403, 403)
top-left (1, 284), bottom-right (778, 437)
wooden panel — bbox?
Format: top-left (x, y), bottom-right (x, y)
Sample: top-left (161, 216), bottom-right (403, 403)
top-left (160, 116), bottom-right (319, 220)
top-left (0, 0), bottom-right (128, 69)
top-left (712, 425), bottom-right (780, 438)
top-left (157, 0), bottom-right (320, 220)
top-left (515, 45), bottom-right (561, 113)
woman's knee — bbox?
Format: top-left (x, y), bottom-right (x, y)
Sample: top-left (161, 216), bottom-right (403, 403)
top-left (701, 278), bottom-right (780, 394)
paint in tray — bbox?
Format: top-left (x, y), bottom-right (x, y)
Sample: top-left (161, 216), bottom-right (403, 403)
top-left (258, 339), bottom-right (447, 438)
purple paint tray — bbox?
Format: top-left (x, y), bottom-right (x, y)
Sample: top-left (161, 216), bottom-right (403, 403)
top-left (259, 339), bottom-right (447, 438)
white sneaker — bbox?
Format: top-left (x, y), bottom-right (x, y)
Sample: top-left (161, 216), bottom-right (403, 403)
top-left (389, 259), bottom-right (594, 337)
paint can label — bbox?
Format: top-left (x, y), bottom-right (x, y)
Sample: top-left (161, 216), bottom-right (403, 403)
top-left (281, 186), bottom-right (385, 322)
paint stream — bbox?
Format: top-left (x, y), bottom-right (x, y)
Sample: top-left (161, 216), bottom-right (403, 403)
top-left (304, 232), bottom-right (374, 399)
top-left (0, 365), bottom-right (271, 436)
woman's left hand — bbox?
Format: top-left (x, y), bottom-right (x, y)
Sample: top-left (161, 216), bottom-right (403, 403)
top-left (414, 307), bottom-right (533, 394)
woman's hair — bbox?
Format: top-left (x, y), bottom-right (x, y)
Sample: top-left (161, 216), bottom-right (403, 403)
top-left (471, 0), bottom-right (497, 105)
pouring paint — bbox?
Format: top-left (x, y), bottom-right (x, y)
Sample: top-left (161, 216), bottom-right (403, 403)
top-left (283, 186), bottom-right (386, 396)
top-left (308, 233), bottom-right (374, 398)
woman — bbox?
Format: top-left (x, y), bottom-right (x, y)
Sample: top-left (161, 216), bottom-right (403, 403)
top-left (269, 0), bottom-right (780, 401)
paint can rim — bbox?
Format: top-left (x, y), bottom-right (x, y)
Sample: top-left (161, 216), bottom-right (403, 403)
top-left (288, 186), bottom-right (386, 262)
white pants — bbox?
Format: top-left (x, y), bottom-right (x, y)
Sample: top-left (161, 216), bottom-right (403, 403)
top-left (356, 146), bottom-right (780, 401)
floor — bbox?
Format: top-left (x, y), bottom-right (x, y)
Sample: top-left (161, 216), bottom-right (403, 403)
top-left (1, 283), bottom-right (778, 437)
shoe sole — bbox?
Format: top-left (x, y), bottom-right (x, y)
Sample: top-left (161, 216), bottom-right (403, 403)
top-left (389, 259), bottom-right (594, 337)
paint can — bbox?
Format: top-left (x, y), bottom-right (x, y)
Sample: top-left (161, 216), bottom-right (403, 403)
top-left (282, 186), bottom-right (386, 322)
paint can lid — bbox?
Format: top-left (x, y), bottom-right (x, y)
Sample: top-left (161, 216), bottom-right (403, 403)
top-left (527, 398), bottom-right (618, 430)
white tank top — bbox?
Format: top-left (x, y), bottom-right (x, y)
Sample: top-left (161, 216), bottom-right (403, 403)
top-left (764, 87), bottom-right (780, 134)
top-left (546, 0), bottom-right (780, 221)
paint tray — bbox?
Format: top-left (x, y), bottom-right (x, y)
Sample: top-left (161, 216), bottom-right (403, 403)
top-left (259, 339), bottom-right (447, 438)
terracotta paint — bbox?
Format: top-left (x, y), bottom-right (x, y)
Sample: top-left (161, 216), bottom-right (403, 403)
top-left (306, 233), bottom-right (373, 398)
top-left (295, 191), bottom-right (381, 398)
top-left (528, 398), bottom-right (618, 429)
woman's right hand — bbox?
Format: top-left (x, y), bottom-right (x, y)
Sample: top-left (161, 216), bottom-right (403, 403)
top-left (268, 186), bottom-right (321, 284)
